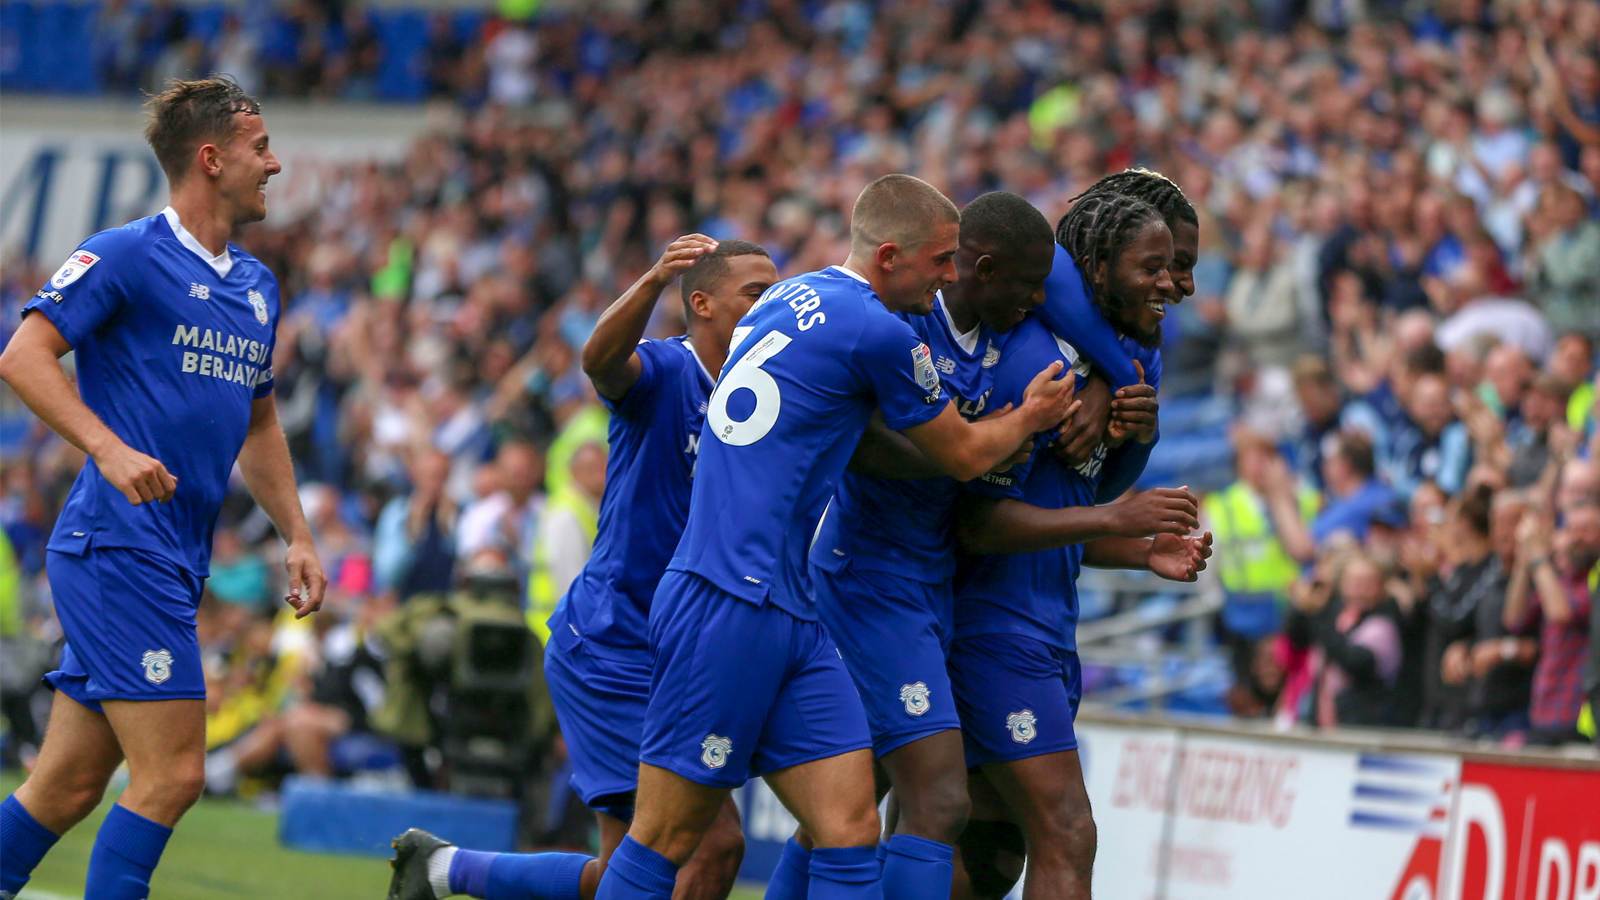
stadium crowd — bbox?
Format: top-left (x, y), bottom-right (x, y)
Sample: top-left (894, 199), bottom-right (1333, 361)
top-left (4, 0), bottom-right (1600, 813)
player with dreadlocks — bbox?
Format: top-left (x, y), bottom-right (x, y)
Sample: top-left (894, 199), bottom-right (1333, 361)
top-left (1039, 168), bottom-right (1200, 501)
top-left (944, 192), bottom-right (1212, 900)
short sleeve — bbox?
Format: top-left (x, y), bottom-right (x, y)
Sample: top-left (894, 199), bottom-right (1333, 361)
top-left (855, 308), bottom-right (947, 431)
top-left (22, 233), bottom-right (133, 348)
top-left (603, 338), bottom-right (669, 417)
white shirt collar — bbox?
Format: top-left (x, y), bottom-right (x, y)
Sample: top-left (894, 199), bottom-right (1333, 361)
top-left (161, 206), bottom-right (233, 278)
top-left (829, 264), bottom-right (870, 284)
top-left (682, 336), bottom-right (717, 384)
top-left (935, 290), bottom-right (981, 354)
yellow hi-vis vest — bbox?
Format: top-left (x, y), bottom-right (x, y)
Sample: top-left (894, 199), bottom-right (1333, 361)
top-left (526, 487), bottom-right (599, 644)
top-left (1202, 481), bottom-right (1318, 600)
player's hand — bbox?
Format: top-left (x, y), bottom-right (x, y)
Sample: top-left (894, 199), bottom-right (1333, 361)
top-left (973, 404), bottom-right (1031, 473)
top-left (95, 441), bottom-right (177, 505)
top-left (1051, 376), bottom-right (1111, 466)
top-left (1108, 360), bottom-right (1158, 444)
top-left (648, 234), bottom-right (719, 288)
top-left (1019, 362), bottom-right (1081, 434)
top-left (1109, 486), bottom-right (1199, 537)
top-left (283, 538), bottom-right (328, 619)
top-left (1148, 530), bottom-right (1213, 582)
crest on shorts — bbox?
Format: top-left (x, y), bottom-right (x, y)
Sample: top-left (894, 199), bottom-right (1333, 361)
top-left (899, 682), bottom-right (931, 717)
top-left (248, 289), bottom-right (269, 324)
top-left (142, 649), bottom-right (174, 685)
top-left (1006, 710), bottom-right (1037, 744)
top-left (701, 734), bottom-right (732, 769)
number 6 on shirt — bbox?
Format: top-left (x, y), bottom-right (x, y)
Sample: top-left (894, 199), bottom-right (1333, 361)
top-left (708, 329), bottom-right (793, 446)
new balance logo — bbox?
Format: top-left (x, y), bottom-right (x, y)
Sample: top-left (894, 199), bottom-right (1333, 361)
top-left (188, 283), bottom-right (211, 299)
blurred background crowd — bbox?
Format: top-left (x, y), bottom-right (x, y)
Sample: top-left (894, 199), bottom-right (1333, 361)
top-left (3, 0), bottom-right (1600, 833)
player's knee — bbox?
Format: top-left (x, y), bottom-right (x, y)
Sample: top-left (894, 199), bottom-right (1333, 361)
top-left (897, 773), bottom-right (971, 844)
top-left (58, 781), bottom-right (110, 823)
top-left (693, 815), bottom-right (746, 883)
top-left (1031, 802), bottom-right (1096, 871)
top-left (150, 755), bottom-right (207, 812)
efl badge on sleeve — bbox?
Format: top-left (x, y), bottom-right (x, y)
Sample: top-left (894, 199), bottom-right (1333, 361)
top-left (49, 250), bottom-right (101, 290)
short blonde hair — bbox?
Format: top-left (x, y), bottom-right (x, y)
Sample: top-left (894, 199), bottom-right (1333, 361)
top-left (849, 174), bottom-right (959, 256)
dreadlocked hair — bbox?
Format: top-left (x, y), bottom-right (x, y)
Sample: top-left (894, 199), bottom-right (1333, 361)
top-left (1057, 168), bottom-right (1197, 242)
top-left (1053, 193), bottom-right (1165, 316)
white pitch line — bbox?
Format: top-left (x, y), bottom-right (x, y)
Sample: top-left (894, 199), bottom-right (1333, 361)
top-left (19, 889), bottom-right (83, 900)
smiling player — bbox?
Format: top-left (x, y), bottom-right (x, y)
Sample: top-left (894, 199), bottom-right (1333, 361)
top-left (593, 175), bottom-right (1077, 900)
top-left (386, 237), bottom-right (777, 900)
top-left (0, 78), bottom-right (325, 900)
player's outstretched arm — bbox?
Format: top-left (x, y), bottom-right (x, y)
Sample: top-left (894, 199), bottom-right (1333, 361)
top-left (238, 395), bottom-right (327, 618)
top-left (582, 234), bottom-right (719, 400)
top-left (0, 313), bottom-right (176, 504)
top-left (901, 363), bottom-right (1079, 482)
top-left (1084, 531), bottom-right (1214, 582)
top-left (954, 486), bottom-right (1200, 555)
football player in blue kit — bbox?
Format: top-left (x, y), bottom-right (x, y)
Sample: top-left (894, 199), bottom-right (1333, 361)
top-left (386, 237), bottom-right (777, 900)
top-left (593, 175), bottom-right (1079, 900)
top-left (949, 187), bottom-right (1212, 900)
top-left (796, 191), bottom-right (1055, 900)
top-left (0, 79), bottom-right (327, 900)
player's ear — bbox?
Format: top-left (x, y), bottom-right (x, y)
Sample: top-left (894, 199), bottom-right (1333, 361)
top-left (196, 142), bottom-right (224, 178)
top-left (1093, 260), bottom-right (1108, 291)
top-left (688, 290), bottom-right (715, 321)
top-left (875, 242), bottom-right (899, 272)
top-left (974, 254), bottom-right (996, 282)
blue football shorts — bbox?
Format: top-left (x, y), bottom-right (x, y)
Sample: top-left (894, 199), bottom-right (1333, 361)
top-left (544, 633), bottom-right (653, 821)
top-left (638, 570), bottom-right (872, 788)
top-left (44, 545), bottom-right (206, 711)
top-left (812, 562), bottom-right (961, 756)
top-left (948, 632), bottom-right (1082, 767)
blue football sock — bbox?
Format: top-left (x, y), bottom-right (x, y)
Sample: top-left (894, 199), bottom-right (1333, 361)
top-left (809, 845), bottom-right (883, 900)
top-left (880, 834), bottom-right (953, 900)
top-left (1, 794), bottom-right (59, 895)
top-left (762, 838), bottom-right (812, 900)
top-left (447, 848), bottom-right (594, 900)
top-left (85, 804), bottom-right (173, 900)
top-left (594, 835), bottom-right (677, 900)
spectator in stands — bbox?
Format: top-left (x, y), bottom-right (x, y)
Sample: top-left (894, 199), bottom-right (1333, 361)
top-left (1524, 185), bottom-right (1600, 337)
top-left (1310, 430), bottom-right (1397, 547)
top-left (1418, 486), bottom-right (1498, 732)
top-left (525, 440), bottom-right (606, 643)
top-left (1556, 459), bottom-right (1600, 515)
top-left (1505, 374), bottom-right (1572, 488)
top-left (1288, 551), bottom-right (1404, 729)
top-left (372, 448), bottom-right (457, 602)
top-left (1387, 373), bottom-right (1472, 502)
top-left (1464, 491), bottom-right (1540, 739)
top-left (1287, 356), bottom-right (1384, 492)
top-left (1224, 223), bottom-right (1303, 369)
top-left (1548, 334), bottom-right (1596, 432)
top-left (454, 440), bottom-right (545, 570)
top-left (1206, 430), bottom-right (1320, 715)
top-left (279, 599), bottom-right (390, 778)
top-left (1503, 501), bottom-right (1600, 744)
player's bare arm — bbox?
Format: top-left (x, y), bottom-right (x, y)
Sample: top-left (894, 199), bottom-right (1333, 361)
top-left (1083, 530), bottom-right (1214, 582)
top-left (901, 363), bottom-right (1078, 482)
top-left (851, 404), bottom-right (1027, 480)
top-left (582, 234), bottom-right (719, 400)
top-left (238, 394), bottom-right (327, 617)
top-left (0, 312), bottom-right (177, 505)
top-left (955, 486), bottom-right (1200, 556)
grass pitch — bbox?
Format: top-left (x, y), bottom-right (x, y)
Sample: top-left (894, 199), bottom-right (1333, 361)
top-left (2, 774), bottom-right (764, 900)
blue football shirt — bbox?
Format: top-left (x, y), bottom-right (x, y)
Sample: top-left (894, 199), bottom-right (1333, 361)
top-left (668, 266), bottom-right (947, 619)
top-left (1036, 242), bottom-right (1163, 501)
top-left (810, 292), bottom-right (1011, 584)
top-left (548, 336), bottom-right (714, 659)
top-left (22, 209), bottom-right (279, 576)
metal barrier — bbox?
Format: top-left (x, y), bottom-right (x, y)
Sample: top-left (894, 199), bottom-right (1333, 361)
top-left (1074, 567), bottom-right (1223, 711)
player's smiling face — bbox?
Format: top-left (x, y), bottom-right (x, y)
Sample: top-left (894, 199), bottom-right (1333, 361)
top-left (1097, 219), bottom-right (1174, 349)
top-left (1168, 218), bottom-right (1199, 302)
top-left (884, 221), bottom-right (959, 315)
top-left (218, 112), bottom-right (281, 225)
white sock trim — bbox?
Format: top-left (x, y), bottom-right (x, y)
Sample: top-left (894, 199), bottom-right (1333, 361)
top-left (427, 845), bottom-right (459, 899)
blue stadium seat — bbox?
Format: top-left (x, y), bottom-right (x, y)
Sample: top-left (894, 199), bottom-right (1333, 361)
top-left (452, 10), bottom-right (484, 46)
top-left (32, 2), bottom-right (100, 93)
top-left (187, 5), bottom-right (227, 47)
top-left (0, 1), bottom-right (36, 90)
top-left (371, 9), bottom-right (426, 101)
